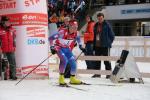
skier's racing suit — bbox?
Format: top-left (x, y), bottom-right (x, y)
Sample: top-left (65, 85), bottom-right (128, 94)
top-left (49, 20), bottom-right (85, 85)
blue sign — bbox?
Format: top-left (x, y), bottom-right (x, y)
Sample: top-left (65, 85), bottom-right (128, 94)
top-left (121, 8), bottom-right (150, 14)
top-left (27, 38), bottom-right (45, 45)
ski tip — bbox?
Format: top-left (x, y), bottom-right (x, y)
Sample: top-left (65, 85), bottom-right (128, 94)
top-left (59, 83), bottom-right (70, 87)
top-left (81, 82), bottom-right (91, 85)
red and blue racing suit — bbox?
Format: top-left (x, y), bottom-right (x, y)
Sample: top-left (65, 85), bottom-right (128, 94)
top-left (49, 29), bottom-right (82, 75)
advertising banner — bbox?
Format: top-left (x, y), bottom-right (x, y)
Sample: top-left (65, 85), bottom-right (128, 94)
top-left (0, 0), bottom-right (49, 79)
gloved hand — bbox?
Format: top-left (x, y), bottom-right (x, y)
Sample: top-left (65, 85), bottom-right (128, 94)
top-left (79, 45), bottom-right (86, 52)
top-left (50, 46), bottom-right (56, 55)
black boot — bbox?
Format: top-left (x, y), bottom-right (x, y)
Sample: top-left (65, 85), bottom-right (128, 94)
top-left (92, 74), bottom-right (101, 78)
top-left (106, 75), bottom-right (110, 79)
top-left (129, 78), bottom-right (135, 83)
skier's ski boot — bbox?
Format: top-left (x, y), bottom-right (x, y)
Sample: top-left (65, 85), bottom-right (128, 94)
top-left (70, 75), bottom-right (82, 85)
top-left (59, 74), bottom-right (67, 86)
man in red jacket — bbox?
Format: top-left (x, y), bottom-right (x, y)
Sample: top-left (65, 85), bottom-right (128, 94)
top-left (0, 16), bottom-right (17, 80)
top-left (83, 15), bottom-right (95, 70)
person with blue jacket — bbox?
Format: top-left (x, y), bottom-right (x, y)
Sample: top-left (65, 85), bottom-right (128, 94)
top-left (93, 13), bottom-right (115, 78)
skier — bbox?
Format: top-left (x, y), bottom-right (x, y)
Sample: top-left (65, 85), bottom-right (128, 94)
top-left (49, 20), bottom-right (85, 86)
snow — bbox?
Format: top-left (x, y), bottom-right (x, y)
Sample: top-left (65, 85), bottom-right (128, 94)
top-left (1, 47), bottom-right (150, 100)
top-left (0, 73), bottom-right (150, 100)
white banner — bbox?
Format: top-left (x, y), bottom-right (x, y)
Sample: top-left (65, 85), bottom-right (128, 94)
top-left (0, 0), bottom-right (49, 79)
top-left (102, 3), bottom-right (150, 20)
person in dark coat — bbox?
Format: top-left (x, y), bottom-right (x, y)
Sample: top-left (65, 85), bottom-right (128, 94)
top-left (92, 13), bottom-right (115, 78)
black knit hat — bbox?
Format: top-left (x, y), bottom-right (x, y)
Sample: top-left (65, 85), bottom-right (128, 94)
top-left (1, 16), bottom-right (9, 22)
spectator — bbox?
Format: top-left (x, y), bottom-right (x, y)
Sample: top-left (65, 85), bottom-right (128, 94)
top-left (64, 0), bottom-right (69, 12)
top-left (93, 13), bottom-right (115, 78)
top-left (47, 2), bottom-right (55, 18)
top-left (0, 16), bottom-right (17, 80)
top-left (57, 9), bottom-right (65, 27)
top-left (56, 0), bottom-right (64, 16)
top-left (63, 16), bottom-right (70, 26)
top-left (67, 0), bottom-right (77, 14)
top-left (48, 13), bottom-right (58, 36)
top-left (83, 15), bottom-right (95, 69)
top-left (59, 16), bottom-right (70, 31)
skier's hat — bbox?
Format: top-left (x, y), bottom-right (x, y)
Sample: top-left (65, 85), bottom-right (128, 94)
top-left (69, 20), bottom-right (78, 27)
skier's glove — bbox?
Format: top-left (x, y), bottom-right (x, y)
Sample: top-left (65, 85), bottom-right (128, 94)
top-left (50, 46), bottom-right (56, 55)
top-left (79, 45), bottom-right (86, 53)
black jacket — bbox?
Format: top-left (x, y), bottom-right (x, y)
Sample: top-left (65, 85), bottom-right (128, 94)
top-left (93, 21), bottom-right (115, 48)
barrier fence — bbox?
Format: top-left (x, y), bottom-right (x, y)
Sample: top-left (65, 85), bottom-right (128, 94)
top-left (50, 36), bottom-right (150, 78)
top-left (77, 36), bottom-right (150, 78)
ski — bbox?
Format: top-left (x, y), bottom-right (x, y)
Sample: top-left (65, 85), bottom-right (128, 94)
top-left (55, 84), bottom-right (88, 91)
top-left (69, 82), bottom-right (91, 85)
top-left (51, 81), bottom-right (121, 92)
top-left (71, 82), bottom-right (121, 86)
top-left (90, 83), bottom-right (122, 86)
top-left (69, 82), bottom-right (121, 86)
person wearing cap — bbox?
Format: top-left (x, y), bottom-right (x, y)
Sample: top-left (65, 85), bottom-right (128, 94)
top-left (93, 13), bottom-right (115, 78)
top-left (49, 20), bottom-right (85, 85)
top-left (59, 16), bottom-right (70, 31)
top-left (83, 15), bottom-right (95, 69)
top-left (0, 16), bottom-right (17, 80)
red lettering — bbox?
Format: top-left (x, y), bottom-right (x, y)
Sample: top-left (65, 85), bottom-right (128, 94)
top-left (30, 0), bottom-right (34, 5)
top-left (5, 3), bottom-right (11, 8)
top-left (12, 2), bottom-right (16, 8)
top-left (25, 1), bottom-right (29, 7)
top-left (24, 0), bottom-right (40, 7)
top-left (0, 2), bottom-right (16, 9)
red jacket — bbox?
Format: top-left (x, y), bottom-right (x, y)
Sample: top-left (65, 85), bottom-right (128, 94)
top-left (84, 21), bottom-right (95, 44)
top-left (55, 28), bottom-right (78, 51)
top-left (0, 26), bottom-right (16, 53)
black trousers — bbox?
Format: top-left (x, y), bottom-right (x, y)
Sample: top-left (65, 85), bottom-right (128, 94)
top-left (4, 52), bottom-right (16, 78)
top-left (84, 42), bottom-right (95, 69)
top-left (94, 47), bottom-right (112, 70)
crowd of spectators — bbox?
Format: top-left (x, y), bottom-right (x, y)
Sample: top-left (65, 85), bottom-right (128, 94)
top-left (47, 0), bottom-right (150, 30)
top-left (47, 0), bottom-right (87, 28)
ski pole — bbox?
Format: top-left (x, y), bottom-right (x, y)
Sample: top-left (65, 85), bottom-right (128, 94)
top-left (75, 51), bottom-right (83, 61)
top-left (15, 54), bottom-right (53, 85)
